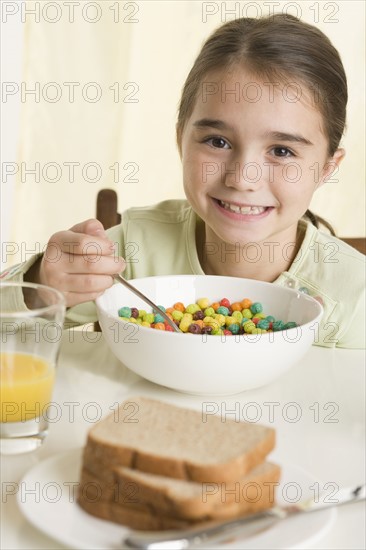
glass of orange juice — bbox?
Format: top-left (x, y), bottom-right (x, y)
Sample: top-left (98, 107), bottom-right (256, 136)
top-left (0, 282), bottom-right (66, 454)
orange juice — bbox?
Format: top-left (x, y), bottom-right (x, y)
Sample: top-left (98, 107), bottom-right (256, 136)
top-left (0, 352), bottom-right (55, 423)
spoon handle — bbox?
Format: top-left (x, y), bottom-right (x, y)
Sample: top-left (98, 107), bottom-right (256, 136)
top-left (113, 274), bottom-right (182, 333)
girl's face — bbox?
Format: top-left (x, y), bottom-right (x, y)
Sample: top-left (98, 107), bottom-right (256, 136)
top-left (180, 67), bottom-right (344, 248)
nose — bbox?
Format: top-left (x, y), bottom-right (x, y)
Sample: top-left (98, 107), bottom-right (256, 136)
top-left (223, 153), bottom-right (264, 191)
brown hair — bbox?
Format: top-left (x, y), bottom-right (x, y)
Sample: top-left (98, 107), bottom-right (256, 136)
top-left (176, 14), bottom-right (348, 235)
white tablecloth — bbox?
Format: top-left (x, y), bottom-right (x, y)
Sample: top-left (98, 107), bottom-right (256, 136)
top-left (1, 332), bottom-right (365, 549)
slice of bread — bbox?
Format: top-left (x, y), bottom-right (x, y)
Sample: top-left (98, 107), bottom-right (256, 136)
top-left (113, 461), bottom-right (281, 519)
top-left (83, 396), bottom-right (275, 483)
top-left (78, 498), bottom-right (198, 531)
top-left (78, 461), bottom-right (281, 521)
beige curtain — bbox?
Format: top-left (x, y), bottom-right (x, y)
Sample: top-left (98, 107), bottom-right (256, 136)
top-left (8, 0), bottom-right (366, 266)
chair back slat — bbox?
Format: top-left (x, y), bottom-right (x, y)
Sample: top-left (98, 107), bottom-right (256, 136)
top-left (96, 189), bottom-right (120, 230)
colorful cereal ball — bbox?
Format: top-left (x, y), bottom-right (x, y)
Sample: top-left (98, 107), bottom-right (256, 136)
top-left (117, 297), bottom-right (297, 336)
top-left (118, 307), bottom-right (131, 318)
top-left (227, 323), bottom-right (240, 335)
top-left (250, 302), bottom-right (263, 314)
top-left (197, 297), bottom-right (210, 310)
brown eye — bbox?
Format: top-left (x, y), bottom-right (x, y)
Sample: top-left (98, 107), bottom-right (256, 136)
top-left (207, 137), bottom-right (230, 149)
top-left (273, 147), bottom-right (293, 157)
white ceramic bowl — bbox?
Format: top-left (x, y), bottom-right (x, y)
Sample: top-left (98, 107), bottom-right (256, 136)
top-left (96, 275), bottom-right (323, 395)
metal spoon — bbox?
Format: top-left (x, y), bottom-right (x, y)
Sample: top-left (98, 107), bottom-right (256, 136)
top-left (113, 274), bottom-right (182, 333)
top-left (122, 484), bottom-right (365, 549)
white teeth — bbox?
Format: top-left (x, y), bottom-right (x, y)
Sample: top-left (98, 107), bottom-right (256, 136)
top-left (220, 201), bottom-right (266, 215)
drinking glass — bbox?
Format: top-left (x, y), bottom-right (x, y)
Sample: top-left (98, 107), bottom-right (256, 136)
top-left (0, 282), bottom-right (66, 454)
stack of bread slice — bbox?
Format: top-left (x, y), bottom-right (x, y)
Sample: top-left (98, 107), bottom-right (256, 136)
top-left (78, 396), bottom-right (281, 531)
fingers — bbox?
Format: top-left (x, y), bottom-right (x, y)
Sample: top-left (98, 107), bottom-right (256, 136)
top-left (46, 232), bottom-right (114, 259)
top-left (38, 218), bottom-right (126, 307)
top-left (69, 218), bottom-right (108, 238)
top-left (60, 274), bottom-right (116, 308)
top-left (57, 273), bottom-right (115, 293)
top-left (43, 251), bottom-right (125, 278)
top-left (40, 256), bottom-right (125, 307)
top-left (49, 219), bottom-right (114, 257)
top-left (63, 292), bottom-right (104, 308)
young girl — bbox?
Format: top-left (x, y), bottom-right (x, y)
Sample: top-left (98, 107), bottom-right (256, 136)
top-left (4, 14), bottom-right (365, 348)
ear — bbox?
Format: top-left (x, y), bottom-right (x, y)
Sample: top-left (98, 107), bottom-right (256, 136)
top-left (319, 148), bottom-right (345, 187)
top-left (176, 122), bottom-right (183, 159)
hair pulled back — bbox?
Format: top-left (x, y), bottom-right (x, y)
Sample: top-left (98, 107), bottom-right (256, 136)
top-left (176, 14), bottom-right (347, 234)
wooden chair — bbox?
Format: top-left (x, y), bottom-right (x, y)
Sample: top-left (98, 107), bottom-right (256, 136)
top-left (96, 189), bottom-right (121, 230)
top-left (340, 237), bottom-right (366, 255)
top-left (95, 189), bottom-right (366, 253)
top-left (94, 189), bottom-right (121, 331)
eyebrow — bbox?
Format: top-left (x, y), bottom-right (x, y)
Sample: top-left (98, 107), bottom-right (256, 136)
top-left (264, 131), bottom-right (313, 146)
top-left (193, 119), bottom-right (233, 131)
top-left (193, 119), bottom-right (313, 146)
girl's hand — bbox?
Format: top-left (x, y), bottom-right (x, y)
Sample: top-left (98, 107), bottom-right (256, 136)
top-left (26, 219), bottom-right (125, 307)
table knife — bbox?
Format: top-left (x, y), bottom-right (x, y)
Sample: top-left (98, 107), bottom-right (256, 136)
top-left (122, 484), bottom-right (365, 549)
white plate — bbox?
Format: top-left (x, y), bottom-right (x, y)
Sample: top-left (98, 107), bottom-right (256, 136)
top-left (17, 449), bottom-right (336, 550)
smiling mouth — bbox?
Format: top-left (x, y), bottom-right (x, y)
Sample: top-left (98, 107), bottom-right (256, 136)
top-left (217, 199), bottom-right (271, 215)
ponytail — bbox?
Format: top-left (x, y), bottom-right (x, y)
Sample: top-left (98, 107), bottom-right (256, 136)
top-left (304, 210), bottom-right (336, 236)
